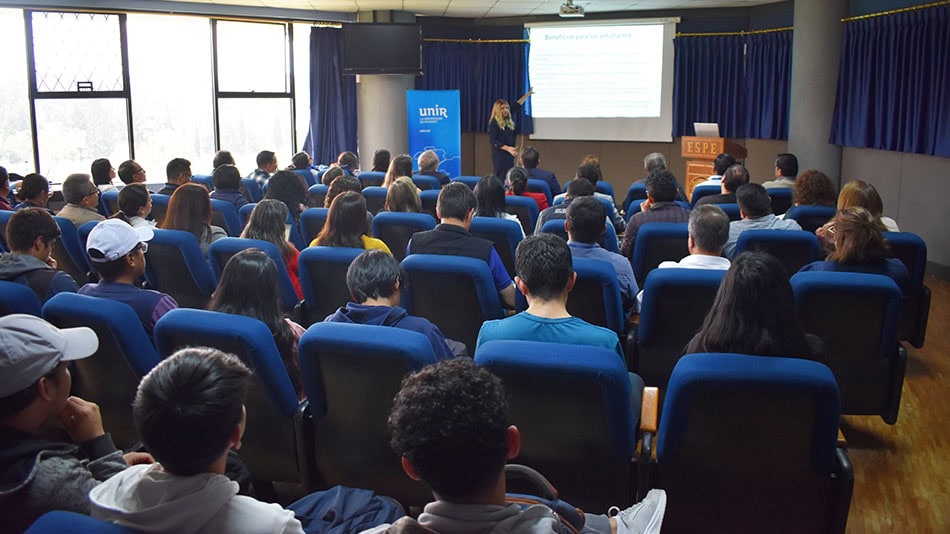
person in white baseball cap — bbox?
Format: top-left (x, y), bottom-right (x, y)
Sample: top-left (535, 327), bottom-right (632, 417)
top-left (79, 219), bottom-right (177, 337)
top-left (0, 314), bottom-right (152, 530)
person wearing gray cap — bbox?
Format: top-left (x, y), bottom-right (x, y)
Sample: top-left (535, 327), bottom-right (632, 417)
top-left (0, 314), bottom-right (152, 531)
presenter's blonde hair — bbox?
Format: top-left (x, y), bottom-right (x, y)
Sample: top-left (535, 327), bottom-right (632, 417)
top-left (490, 99), bottom-right (515, 130)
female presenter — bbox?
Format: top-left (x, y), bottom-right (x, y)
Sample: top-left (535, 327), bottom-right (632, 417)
top-left (488, 89), bottom-right (533, 178)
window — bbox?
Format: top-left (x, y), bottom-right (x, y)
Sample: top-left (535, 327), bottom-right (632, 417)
top-left (0, 9), bottom-right (34, 172)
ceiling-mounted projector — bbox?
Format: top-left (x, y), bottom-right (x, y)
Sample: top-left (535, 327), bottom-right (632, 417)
top-left (559, 0), bottom-right (584, 17)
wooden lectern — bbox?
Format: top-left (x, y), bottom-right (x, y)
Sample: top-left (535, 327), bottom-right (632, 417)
top-left (681, 137), bottom-right (748, 199)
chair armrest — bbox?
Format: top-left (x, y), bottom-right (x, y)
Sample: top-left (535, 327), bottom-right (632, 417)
top-left (636, 387), bottom-right (659, 500)
top-left (837, 429), bottom-right (848, 450)
top-left (640, 387), bottom-right (659, 434)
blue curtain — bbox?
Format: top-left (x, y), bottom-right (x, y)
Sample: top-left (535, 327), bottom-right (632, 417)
top-left (673, 35), bottom-right (746, 138)
top-left (303, 27), bottom-right (357, 165)
top-left (744, 31), bottom-right (791, 140)
top-left (830, 6), bottom-right (950, 157)
top-left (418, 42), bottom-right (476, 131)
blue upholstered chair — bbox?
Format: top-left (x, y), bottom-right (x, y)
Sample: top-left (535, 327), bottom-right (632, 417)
top-left (77, 220), bottom-right (99, 255)
top-left (475, 340), bottom-right (650, 511)
top-left (623, 182), bottom-right (648, 214)
top-left (25, 511), bottom-right (134, 533)
top-left (634, 268), bottom-right (726, 390)
top-left (142, 229), bottom-right (216, 309)
top-left (191, 173), bottom-right (214, 191)
top-left (207, 238), bottom-right (299, 311)
top-left (0, 210), bottom-right (12, 252)
top-left (656, 353), bottom-right (852, 533)
top-left (51, 217), bottom-right (91, 285)
top-left (791, 271), bottom-right (906, 424)
top-left (630, 222), bottom-right (689, 287)
top-left (718, 202), bottom-right (741, 221)
top-left (451, 175), bottom-right (480, 190)
top-left (297, 246), bottom-right (363, 325)
top-left (209, 198), bottom-right (244, 236)
top-left (241, 202), bottom-right (307, 251)
top-left (0, 280), bottom-right (42, 316)
top-left (293, 168), bottom-right (317, 187)
top-left (419, 189), bottom-right (439, 218)
top-left (538, 218), bottom-right (620, 254)
top-left (307, 184), bottom-right (328, 208)
top-left (469, 216), bottom-right (523, 278)
top-left (299, 207), bottom-right (330, 245)
top-left (526, 178), bottom-right (553, 206)
top-left (100, 188), bottom-right (120, 216)
top-left (241, 178), bottom-right (263, 203)
top-left (564, 179), bottom-right (615, 202)
top-left (154, 309), bottom-right (307, 486)
top-left (298, 322), bottom-right (437, 505)
top-left (768, 187), bottom-right (794, 215)
top-left (361, 186), bottom-right (388, 215)
top-left (504, 195), bottom-right (539, 236)
top-left (884, 231), bottom-right (930, 348)
top-left (411, 174), bottom-right (441, 191)
top-left (567, 257), bottom-right (626, 338)
top-left (734, 229), bottom-right (820, 274)
top-left (148, 194), bottom-right (171, 226)
top-left (357, 170), bottom-right (386, 188)
top-left (689, 184), bottom-right (721, 207)
top-left (372, 211), bottom-right (437, 262)
top-left (400, 254), bottom-right (505, 352)
top-left (43, 293), bottom-right (162, 448)
top-left (784, 205), bottom-right (837, 233)
top-left (238, 201), bottom-right (255, 225)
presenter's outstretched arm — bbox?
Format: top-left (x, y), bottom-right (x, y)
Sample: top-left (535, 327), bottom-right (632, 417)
top-left (515, 88), bottom-right (534, 105)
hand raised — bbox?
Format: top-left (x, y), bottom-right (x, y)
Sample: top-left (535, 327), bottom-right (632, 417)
top-left (58, 396), bottom-right (105, 444)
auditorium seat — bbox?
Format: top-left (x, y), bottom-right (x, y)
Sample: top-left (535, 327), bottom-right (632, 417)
top-left (149, 193), bottom-right (171, 226)
top-left (361, 186), bottom-right (388, 215)
top-left (241, 178), bottom-right (263, 203)
top-left (469, 216), bottom-right (523, 278)
top-left (567, 257), bottom-right (626, 338)
top-left (884, 231), bottom-right (930, 348)
top-left (411, 174), bottom-right (441, 191)
top-left (357, 170), bottom-right (386, 188)
top-left (372, 211), bottom-right (437, 262)
top-left (209, 198), bottom-right (243, 236)
top-left (0, 210), bottom-right (11, 251)
top-left (784, 205), bottom-right (837, 233)
top-left (299, 207), bottom-right (329, 244)
top-left (292, 168), bottom-right (316, 188)
top-left (191, 173), bottom-right (214, 191)
top-left (26, 511), bottom-right (131, 533)
top-left (564, 179), bottom-right (615, 202)
top-left (734, 229), bottom-right (821, 276)
top-left (0, 280), bottom-right (42, 316)
top-left (77, 220), bottom-right (99, 254)
top-left (689, 184), bottom-right (721, 207)
top-left (623, 182), bottom-right (648, 214)
top-left (451, 175), bottom-right (480, 190)
top-left (142, 229), bottom-right (216, 309)
top-left (768, 188), bottom-right (793, 215)
top-left (297, 246), bottom-right (363, 326)
top-left (538, 219), bottom-right (620, 254)
top-left (100, 188), bottom-right (119, 216)
top-left (208, 237), bottom-right (299, 312)
top-left (419, 189), bottom-right (439, 218)
top-left (504, 195), bottom-right (539, 236)
top-left (51, 217), bottom-right (91, 285)
top-left (630, 222), bottom-right (689, 287)
top-left (307, 184), bottom-right (328, 208)
top-left (718, 202), bottom-right (742, 221)
top-left (526, 178), bottom-right (553, 206)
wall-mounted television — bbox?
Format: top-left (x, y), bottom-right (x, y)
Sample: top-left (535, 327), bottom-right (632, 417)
top-left (342, 23), bottom-right (423, 75)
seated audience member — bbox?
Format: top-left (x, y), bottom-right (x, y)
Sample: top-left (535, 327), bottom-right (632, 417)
top-left (0, 315), bottom-right (151, 531)
top-left (265, 170), bottom-right (310, 226)
top-left (325, 174), bottom-right (362, 207)
top-left (800, 206), bottom-right (909, 293)
top-left (89, 348), bottom-right (304, 532)
top-left (384, 176), bottom-right (422, 213)
top-left (212, 149), bottom-right (235, 169)
top-left (371, 149), bottom-right (391, 173)
top-left (210, 164), bottom-right (249, 211)
top-left (208, 250), bottom-right (305, 400)
top-left (694, 164), bottom-right (749, 207)
top-left (117, 160), bottom-right (147, 185)
top-left (621, 169), bottom-right (691, 258)
top-left (834, 179), bottom-right (899, 232)
top-left (288, 151), bottom-right (320, 184)
top-left (91, 158), bottom-right (116, 193)
top-left (160, 183), bottom-right (227, 256)
top-left (241, 199), bottom-right (302, 299)
top-left (631, 153), bottom-right (688, 203)
top-left (0, 208), bottom-right (79, 302)
top-left (56, 173), bottom-right (106, 227)
top-left (157, 158), bottom-right (192, 196)
top-left (475, 174), bottom-right (523, 235)
top-left (337, 151), bottom-right (359, 175)
top-left (565, 197), bottom-right (638, 319)
top-left (723, 183), bottom-right (802, 258)
top-left (407, 183), bottom-right (516, 309)
top-left (383, 154), bottom-right (414, 188)
top-left (81, 219), bottom-right (178, 337)
top-left (520, 145), bottom-right (561, 196)
top-left (476, 234), bottom-right (623, 357)
top-left (325, 249), bottom-right (463, 359)
top-left (535, 177), bottom-right (595, 233)
top-left (111, 184), bottom-right (155, 229)
top-left (414, 149), bottom-right (450, 187)
top-left (505, 167), bottom-right (548, 212)
top-left (762, 152), bottom-right (799, 189)
top-left (790, 169), bottom-right (837, 208)
top-left (321, 165), bottom-right (345, 187)
top-left (247, 150), bottom-right (278, 186)
top-left (12, 173), bottom-right (54, 214)
top-left (555, 164), bottom-right (626, 232)
top-left (311, 191), bottom-right (391, 253)
top-left (702, 153), bottom-right (736, 184)
top-left (684, 252), bottom-right (823, 361)
top-left (0, 166), bottom-right (12, 211)
top-left (363, 358), bottom-right (666, 534)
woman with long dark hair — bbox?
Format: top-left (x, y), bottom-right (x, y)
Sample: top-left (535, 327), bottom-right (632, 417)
top-left (111, 184), bottom-right (154, 228)
top-left (488, 90), bottom-right (533, 178)
top-left (208, 249), bottom-right (306, 401)
top-left (241, 199), bottom-right (303, 299)
top-left (383, 154), bottom-right (414, 188)
top-left (265, 170), bottom-right (310, 225)
top-left (91, 158), bottom-right (116, 193)
top-left (159, 183), bottom-right (226, 255)
top-left (311, 191), bottom-right (390, 253)
top-left (474, 174), bottom-right (522, 234)
top-left (13, 173), bottom-right (54, 214)
top-left (505, 166), bottom-right (548, 211)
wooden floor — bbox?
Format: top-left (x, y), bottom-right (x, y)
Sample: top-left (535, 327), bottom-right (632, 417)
top-left (842, 274), bottom-right (950, 532)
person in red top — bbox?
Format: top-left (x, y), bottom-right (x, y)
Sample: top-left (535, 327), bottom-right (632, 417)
top-left (240, 199), bottom-right (302, 299)
top-left (505, 166), bottom-right (548, 211)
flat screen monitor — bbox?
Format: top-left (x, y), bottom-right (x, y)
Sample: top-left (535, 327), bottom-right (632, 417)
top-left (342, 23), bottom-right (423, 75)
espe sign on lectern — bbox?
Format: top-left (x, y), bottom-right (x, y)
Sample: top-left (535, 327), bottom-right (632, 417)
top-left (681, 128), bottom-right (747, 199)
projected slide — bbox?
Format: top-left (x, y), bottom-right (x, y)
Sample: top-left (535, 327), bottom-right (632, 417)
top-left (529, 24), bottom-right (663, 118)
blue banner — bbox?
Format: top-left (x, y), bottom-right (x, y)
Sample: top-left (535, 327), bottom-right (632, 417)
top-left (406, 90), bottom-right (461, 179)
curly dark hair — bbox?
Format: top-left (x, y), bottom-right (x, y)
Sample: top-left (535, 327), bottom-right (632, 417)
top-left (389, 358), bottom-right (510, 501)
top-left (792, 170), bottom-right (837, 207)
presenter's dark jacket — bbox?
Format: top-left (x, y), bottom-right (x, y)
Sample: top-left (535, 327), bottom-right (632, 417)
top-left (488, 102), bottom-right (522, 178)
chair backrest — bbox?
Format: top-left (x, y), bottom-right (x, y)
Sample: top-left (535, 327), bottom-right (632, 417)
top-left (419, 189), bottom-right (439, 218)
top-left (25, 510), bottom-right (134, 533)
top-left (623, 182), bottom-right (648, 213)
top-left (143, 229), bottom-right (216, 309)
top-left (238, 202), bottom-right (256, 226)
top-left (636, 268), bottom-right (726, 392)
top-left (689, 184), bottom-right (721, 208)
top-left (568, 257), bottom-right (625, 337)
top-left (791, 271), bottom-right (905, 423)
top-left (241, 177), bottom-right (263, 202)
top-left (208, 237), bottom-right (299, 311)
top-left (526, 178), bottom-right (553, 206)
top-left (0, 280), bottom-right (42, 316)
top-left (307, 184), bottom-right (328, 208)
top-left (361, 186), bottom-right (388, 215)
top-left (372, 211), bottom-right (437, 262)
top-left (734, 230), bottom-right (820, 276)
top-left (631, 222), bottom-right (690, 287)
top-left (400, 254), bottom-right (505, 351)
top-left (411, 174), bottom-right (441, 191)
top-left (77, 220), bottom-right (99, 254)
top-left (154, 308), bottom-right (303, 484)
top-left (718, 202), bottom-right (741, 221)
top-left (51, 217), bottom-right (90, 284)
top-left (191, 174), bottom-right (214, 191)
top-left (358, 170), bottom-right (386, 188)
top-left (538, 219), bottom-right (619, 254)
top-left (101, 189), bottom-right (120, 216)
top-left (469, 217), bottom-right (523, 278)
top-left (298, 322), bottom-right (437, 504)
top-left (658, 352), bottom-right (850, 533)
top-left (565, 179), bottom-right (615, 202)
top-left (784, 205), bottom-right (837, 233)
top-left (0, 210), bottom-right (12, 251)
top-left (474, 340), bottom-right (637, 511)
top-left (297, 246), bottom-right (364, 325)
top-left (451, 175), bottom-right (480, 190)
top-left (299, 207), bottom-right (330, 245)
top-left (883, 231), bottom-right (929, 348)
top-left (243, 202), bottom-right (306, 250)
top-left (209, 198), bottom-right (244, 236)
top-left (293, 168), bottom-right (317, 187)
top-left (768, 188), bottom-right (794, 215)
top-left (504, 195), bottom-right (539, 236)
top-left (148, 193), bottom-right (171, 227)
top-left (43, 293), bottom-right (162, 449)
